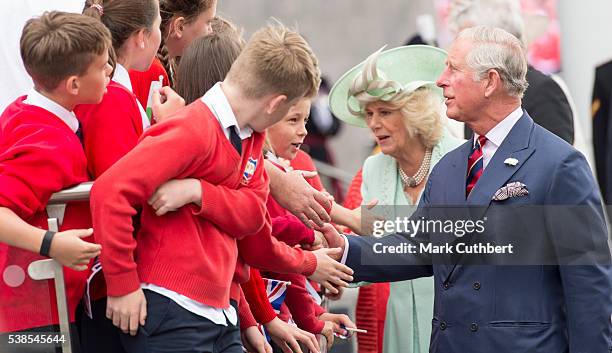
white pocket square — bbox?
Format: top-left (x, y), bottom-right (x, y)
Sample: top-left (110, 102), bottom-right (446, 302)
top-left (492, 181), bottom-right (529, 201)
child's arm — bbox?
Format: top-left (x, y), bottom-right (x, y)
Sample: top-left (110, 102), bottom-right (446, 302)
top-left (238, 286), bottom-right (258, 330)
top-left (238, 221), bottom-right (353, 295)
top-left (0, 121), bottom-right (100, 269)
top-left (91, 119), bottom-right (209, 336)
top-left (241, 268), bottom-right (278, 325)
top-left (147, 152), bottom-right (269, 238)
top-left (274, 273), bottom-right (325, 334)
top-left (0, 207), bottom-right (100, 270)
top-left (271, 214), bottom-right (315, 247)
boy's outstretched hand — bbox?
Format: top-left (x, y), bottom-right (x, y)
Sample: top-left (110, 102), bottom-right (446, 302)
top-left (308, 248), bottom-right (353, 294)
top-left (107, 289), bottom-right (147, 336)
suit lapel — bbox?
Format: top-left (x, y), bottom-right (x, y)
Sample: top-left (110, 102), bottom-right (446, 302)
top-left (467, 113), bottom-right (535, 206)
top-left (443, 113), bottom-right (536, 284)
top-left (448, 141), bottom-right (473, 205)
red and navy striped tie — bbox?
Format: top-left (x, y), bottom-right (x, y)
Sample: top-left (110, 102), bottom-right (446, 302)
top-left (466, 135), bottom-right (487, 196)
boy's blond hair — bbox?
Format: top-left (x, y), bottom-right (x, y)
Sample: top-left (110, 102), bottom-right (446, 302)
top-left (226, 23), bottom-right (321, 101)
top-left (20, 11), bottom-right (112, 91)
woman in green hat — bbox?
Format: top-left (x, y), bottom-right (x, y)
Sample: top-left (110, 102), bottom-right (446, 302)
top-left (329, 45), bottom-right (464, 353)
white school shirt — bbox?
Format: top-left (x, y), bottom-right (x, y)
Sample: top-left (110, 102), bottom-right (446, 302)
top-left (23, 88), bottom-right (79, 133)
top-left (112, 63), bottom-right (150, 131)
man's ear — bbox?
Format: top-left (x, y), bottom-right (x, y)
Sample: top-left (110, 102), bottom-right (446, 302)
top-left (266, 94), bottom-right (288, 114)
top-left (169, 16), bottom-right (185, 39)
top-left (64, 75), bottom-right (80, 96)
top-left (483, 69), bottom-right (501, 98)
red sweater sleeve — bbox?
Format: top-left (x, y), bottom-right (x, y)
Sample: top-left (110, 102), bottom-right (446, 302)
top-left (193, 152), bottom-right (268, 238)
top-left (0, 121), bottom-right (87, 219)
top-left (241, 268), bottom-right (277, 324)
top-left (273, 273), bottom-right (325, 334)
top-left (76, 86), bottom-right (143, 178)
top-left (314, 302), bottom-right (326, 317)
top-left (272, 214), bottom-right (315, 247)
top-left (90, 118), bottom-right (212, 295)
top-left (238, 286), bottom-right (258, 329)
top-left (238, 218), bottom-right (317, 277)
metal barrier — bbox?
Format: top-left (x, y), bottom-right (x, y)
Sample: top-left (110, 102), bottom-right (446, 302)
top-left (27, 182), bottom-right (93, 353)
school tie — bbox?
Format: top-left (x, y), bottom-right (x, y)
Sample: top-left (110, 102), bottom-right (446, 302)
top-left (229, 126), bottom-right (242, 155)
top-left (466, 135), bottom-right (487, 197)
top-left (75, 122), bottom-right (84, 146)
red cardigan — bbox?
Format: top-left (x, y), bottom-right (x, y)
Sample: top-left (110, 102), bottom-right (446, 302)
top-left (0, 97), bottom-right (93, 331)
top-left (91, 100), bottom-right (268, 308)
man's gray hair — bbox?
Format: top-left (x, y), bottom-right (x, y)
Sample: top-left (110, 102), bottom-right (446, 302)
top-left (449, 0), bottom-right (524, 43)
top-left (458, 25), bottom-right (528, 98)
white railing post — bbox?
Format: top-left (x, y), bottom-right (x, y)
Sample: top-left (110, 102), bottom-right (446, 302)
top-left (27, 182), bottom-right (92, 353)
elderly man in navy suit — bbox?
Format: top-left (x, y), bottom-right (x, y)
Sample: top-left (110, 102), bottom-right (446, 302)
top-left (327, 26), bottom-right (612, 353)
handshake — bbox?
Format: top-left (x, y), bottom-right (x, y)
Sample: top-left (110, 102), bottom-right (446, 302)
top-left (304, 223), bottom-right (353, 295)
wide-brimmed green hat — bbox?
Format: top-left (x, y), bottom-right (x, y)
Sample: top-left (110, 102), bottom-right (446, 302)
top-left (329, 45), bottom-right (447, 128)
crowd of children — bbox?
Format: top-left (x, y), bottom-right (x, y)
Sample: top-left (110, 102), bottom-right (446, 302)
top-left (0, 2), bottom-right (362, 353)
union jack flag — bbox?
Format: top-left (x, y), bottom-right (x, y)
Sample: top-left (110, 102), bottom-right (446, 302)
top-left (263, 278), bottom-right (291, 313)
top-left (259, 278), bottom-right (292, 342)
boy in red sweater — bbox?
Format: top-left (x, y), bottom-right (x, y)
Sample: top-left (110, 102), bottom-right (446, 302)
top-left (91, 24), bottom-right (334, 353)
top-left (0, 11), bottom-right (111, 351)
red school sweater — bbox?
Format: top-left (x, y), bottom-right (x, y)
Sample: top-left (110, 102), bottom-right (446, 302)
top-left (75, 80), bottom-right (145, 302)
top-left (91, 100), bottom-right (269, 308)
top-left (240, 213), bottom-right (316, 325)
top-left (75, 81), bottom-right (144, 179)
top-left (0, 97), bottom-right (93, 331)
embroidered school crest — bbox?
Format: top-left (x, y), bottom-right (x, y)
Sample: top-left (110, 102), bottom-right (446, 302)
top-left (242, 157), bottom-right (258, 185)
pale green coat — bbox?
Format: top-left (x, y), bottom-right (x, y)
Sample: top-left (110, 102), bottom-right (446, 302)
top-left (360, 130), bottom-right (463, 353)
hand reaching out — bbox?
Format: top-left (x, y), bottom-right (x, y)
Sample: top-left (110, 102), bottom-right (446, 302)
top-left (264, 317), bottom-right (320, 353)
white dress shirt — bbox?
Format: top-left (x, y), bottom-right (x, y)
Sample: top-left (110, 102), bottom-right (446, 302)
top-left (202, 82), bottom-right (253, 141)
top-left (141, 82), bottom-right (253, 326)
top-left (475, 106), bottom-right (523, 169)
top-left (23, 88), bottom-right (79, 132)
top-left (112, 63), bottom-right (150, 131)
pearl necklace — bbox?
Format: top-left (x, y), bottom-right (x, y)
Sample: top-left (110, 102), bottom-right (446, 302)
top-left (398, 148), bottom-right (432, 187)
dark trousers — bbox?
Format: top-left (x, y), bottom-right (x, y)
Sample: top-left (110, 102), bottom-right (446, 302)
top-left (119, 290), bottom-right (243, 353)
top-left (0, 323), bottom-right (81, 353)
top-left (77, 298), bottom-right (127, 353)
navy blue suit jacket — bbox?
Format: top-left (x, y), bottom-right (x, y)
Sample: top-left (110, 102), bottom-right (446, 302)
top-left (346, 112), bottom-right (612, 353)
